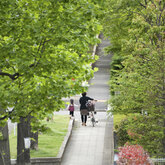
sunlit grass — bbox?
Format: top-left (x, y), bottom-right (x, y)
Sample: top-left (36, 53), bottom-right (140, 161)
top-left (113, 114), bottom-right (127, 128)
top-left (9, 115), bottom-right (70, 158)
top-left (113, 113), bottom-right (137, 130)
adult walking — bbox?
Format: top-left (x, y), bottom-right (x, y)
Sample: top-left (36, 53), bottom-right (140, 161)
top-left (79, 92), bottom-right (94, 126)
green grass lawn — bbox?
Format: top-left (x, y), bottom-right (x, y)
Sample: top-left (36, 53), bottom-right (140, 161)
top-left (113, 113), bottom-right (137, 131)
top-left (9, 115), bottom-right (70, 159)
top-left (113, 114), bottom-right (127, 128)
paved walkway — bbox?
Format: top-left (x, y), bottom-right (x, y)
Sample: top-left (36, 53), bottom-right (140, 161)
top-left (61, 34), bottom-right (114, 165)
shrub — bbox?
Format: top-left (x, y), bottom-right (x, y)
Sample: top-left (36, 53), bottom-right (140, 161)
top-left (117, 143), bottom-right (153, 165)
top-left (126, 115), bottom-right (164, 157)
top-left (116, 119), bottom-right (131, 147)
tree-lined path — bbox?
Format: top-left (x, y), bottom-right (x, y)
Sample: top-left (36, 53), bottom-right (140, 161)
top-left (61, 34), bottom-right (114, 165)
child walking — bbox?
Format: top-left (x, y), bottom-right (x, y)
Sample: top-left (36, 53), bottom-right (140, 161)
top-left (68, 99), bottom-right (75, 117)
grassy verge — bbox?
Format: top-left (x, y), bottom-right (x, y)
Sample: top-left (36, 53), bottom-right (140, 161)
top-left (113, 113), bottom-right (137, 127)
top-left (9, 115), bottom-right (70, 159)
top-left (113, 114), bottom-right (127, 129)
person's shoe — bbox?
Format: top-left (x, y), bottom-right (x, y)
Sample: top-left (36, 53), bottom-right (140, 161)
top-left (82, 122), bottom-right (84, 126)
top-left (84, 123), bottom-right (87, 126)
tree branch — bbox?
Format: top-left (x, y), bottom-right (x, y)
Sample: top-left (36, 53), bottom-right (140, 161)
top-left (150, 0), bottom-right (157, 8)
top-left (0, 109), bottom-right (14, 121)
top-left (0, 72), bottom-right (20, 80)
top-left (139, 2), bottom-right (147, 9)
top-left (29, 39), bottom-right (51, 68)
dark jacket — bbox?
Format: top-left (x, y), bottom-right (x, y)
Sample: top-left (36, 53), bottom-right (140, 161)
top-left (79, 96), bottom-right (94, 110)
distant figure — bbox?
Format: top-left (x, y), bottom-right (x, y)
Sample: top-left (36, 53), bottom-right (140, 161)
top-left (79, 92), bottom-right (94, 126)
top-left (67, 99), bottom-right (75, 117)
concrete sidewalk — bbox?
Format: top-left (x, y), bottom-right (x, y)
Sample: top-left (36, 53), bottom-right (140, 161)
top-left (61, 34), bottom-right (114, 165)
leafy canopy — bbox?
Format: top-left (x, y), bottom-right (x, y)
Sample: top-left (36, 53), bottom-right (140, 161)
top-left (103, 0), bottom-right (165, 157)
top-left (0, 0), bottom-right (102, 125)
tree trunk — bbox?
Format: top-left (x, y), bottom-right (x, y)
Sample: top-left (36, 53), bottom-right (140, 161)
top-left (0, 123), bottom-right (11, 165)
top-left (163, 115), bottom-right (165, 156)
top-left (17, 116), bottom-right (31, 165)
top-left (30, 116), bottom-right (38, 150)
top-left (163, 92), bottom-right (165, 157)
top-left (30, 131), bottom-right (38, 150)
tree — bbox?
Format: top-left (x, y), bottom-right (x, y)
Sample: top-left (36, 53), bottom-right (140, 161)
top-left (0, 0), bottom-right (102, 164)
top-left (0, 123), bottom-right (11, 165)
top-left (103, 0), bottom-right (165, 157)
